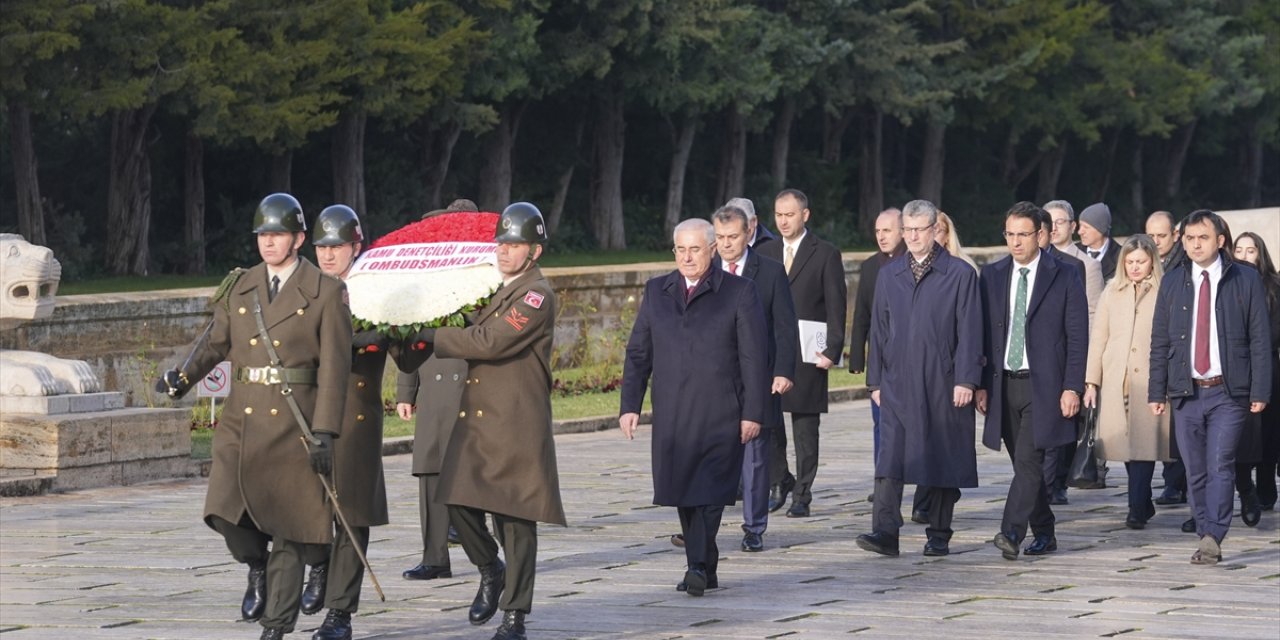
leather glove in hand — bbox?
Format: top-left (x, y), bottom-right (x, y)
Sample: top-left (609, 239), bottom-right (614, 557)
top-left (154, 369), bottom-right (191, 399)
top-left (352, 329), bottom-right (389, 353)
top-left (309, 433), bottom-right (334, 475)
top-left (409, 327), bottom-right (436, 352)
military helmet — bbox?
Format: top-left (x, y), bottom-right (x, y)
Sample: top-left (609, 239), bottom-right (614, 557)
top-left (312, 205), bottom-right (364, 246)
top-left (253, 193), bottom-right (306, 234)
top-left (495, 202), bottom-right (548, 244)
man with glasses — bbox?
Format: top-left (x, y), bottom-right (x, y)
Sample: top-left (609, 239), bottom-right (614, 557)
top-left (620, 218), bottom-right (769, 595)
top-left (757, 188), bottom-right (848, 518)
top-left (977, 202), bottom-right (1087, 561)
top-left (1044, 200), bottom-right (1102, 327)
top-left (856, 200), bottom-right (981, 558)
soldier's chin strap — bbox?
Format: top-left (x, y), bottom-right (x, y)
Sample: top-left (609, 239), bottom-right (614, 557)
top-left (250, 291), bottom-right (320, 447)
top-left (516, 243), bottom-right (542, 273)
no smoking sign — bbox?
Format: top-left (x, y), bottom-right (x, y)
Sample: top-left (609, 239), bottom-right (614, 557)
top-left (197, 361), bottom-right (232, 398)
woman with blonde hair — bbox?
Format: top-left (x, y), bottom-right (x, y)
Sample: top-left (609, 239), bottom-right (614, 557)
top-left (1083, 234), bottom-right (1171, 529)
top-left (935, 211), bottom-right (978, 271)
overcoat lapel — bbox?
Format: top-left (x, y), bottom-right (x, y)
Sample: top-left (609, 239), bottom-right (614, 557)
top-left (786, 234), bottom-right (817, 283)
top-left (1026, 252), bottom-right (1058, 318)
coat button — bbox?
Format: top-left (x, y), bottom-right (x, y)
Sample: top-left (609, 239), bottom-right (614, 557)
top-left (273, 340), bottom-right (281, 347)
top-left (270, 408), bottom-right (278, 416)
top-left (472, 377), bottom-right (478, 384)
top-left (296, 309), bottom-right (305, 315)
top-left (244, 407), bottom-right (253, 415)
top-left (238, 307), bottom-right (247, 315)
top-left (357, 381), bottom-right (366, 388)
top-left (435, 374), bottom-right (443, 381)
top-left (357, 414), bottom-right (365, 421)
top-left (459, 411), bottom-right (466, 418)
top-left (476, 410), bottom-right (484, 417)
top-left (250, 338), bottom-right (258, 346)
top-left (453, 374), bottom-right (460, 380)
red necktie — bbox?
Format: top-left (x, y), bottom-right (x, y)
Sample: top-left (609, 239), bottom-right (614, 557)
top-left (686, 284), bottom-right (695, 302)
top-left (729, 262), bottom-right (738, 275)
top-left (1194, 271), bottom-right (1211, 376)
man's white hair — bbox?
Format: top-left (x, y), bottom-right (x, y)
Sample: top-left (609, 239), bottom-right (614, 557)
top-left (725, 197), bottom-right (756, 220)
top-left (673, 218), bottom-right (715, 245)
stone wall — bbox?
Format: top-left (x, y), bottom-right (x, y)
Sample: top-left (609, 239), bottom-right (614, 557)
top-left (1, 248), bottom-right (1010, 405)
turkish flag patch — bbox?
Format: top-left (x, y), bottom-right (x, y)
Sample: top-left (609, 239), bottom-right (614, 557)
top-left (504, 308), bottom-right (530, 331)
top-left (522, 291), bottom-right (545, 309)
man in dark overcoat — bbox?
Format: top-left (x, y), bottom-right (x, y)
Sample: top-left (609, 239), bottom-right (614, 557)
top-left (757, 188), bottom-right (848, 518)
top-left (848, 208), bottom-right (906, 467)
top-left (157, 193), bottom-right (351, 640)
top-left (977, 202), bottom-right (1087, 562)
top-left (418, 202), bottom-right (564, 640)
top-left (858, 200), bottom-right (982, 558)
top-left (396, 198), bottom-right (480, 584)
top-left (620, 217), bottom-right (770, 597)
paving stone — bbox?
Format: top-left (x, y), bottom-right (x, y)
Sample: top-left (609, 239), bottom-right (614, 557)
top-left (1, 400), bottom-right (1276, 639)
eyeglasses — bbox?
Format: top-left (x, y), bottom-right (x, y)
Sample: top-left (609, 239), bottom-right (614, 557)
top-left (673, 245), bottom-right (710, 257)
top-left (1003, 231), bottom-right (1036, 240)
top-left (902, 226), bottom-right (933, 236)
top-left (1051, 219), bottom-right (1072, 227)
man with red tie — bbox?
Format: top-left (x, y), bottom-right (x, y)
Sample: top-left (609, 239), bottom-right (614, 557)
top-left (1148, 209), bottom-right (1271, 565)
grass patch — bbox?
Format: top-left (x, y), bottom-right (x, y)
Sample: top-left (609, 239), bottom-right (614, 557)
top-left (59, 275), bottom-right (225, 296)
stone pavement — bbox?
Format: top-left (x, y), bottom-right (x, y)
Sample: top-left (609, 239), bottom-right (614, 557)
top-left (1, 400), bottom-right (1277, 639)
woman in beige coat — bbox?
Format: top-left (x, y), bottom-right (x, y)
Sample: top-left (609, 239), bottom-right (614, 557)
top-left (1083, 234), bottom-right (1171, 529)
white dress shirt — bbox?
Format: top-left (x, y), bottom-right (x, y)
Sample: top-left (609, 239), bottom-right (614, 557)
top-left (1189, 257), bottom-right (1223, 379)
top-left (1004, 252), bottom-right (1041, 371)
top-left (722, 250), bottom-right (748, 275)
top-left (266, 258), bottom-right (301, 289)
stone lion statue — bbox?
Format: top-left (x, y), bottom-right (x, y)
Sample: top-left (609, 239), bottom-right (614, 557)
top-left (0, 233), bottom-right (102, 396)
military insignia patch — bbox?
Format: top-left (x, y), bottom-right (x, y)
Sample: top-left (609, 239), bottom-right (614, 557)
top-left (504, 307), bottom-right (529, 331)
top-left (522, 291), bottom-right (544, 309)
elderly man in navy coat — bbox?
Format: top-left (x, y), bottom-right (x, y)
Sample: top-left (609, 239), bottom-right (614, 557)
top-left (620, 218), bottom-right (770, 597)
top-left (1148, 209), bottom-right (1271, 565)
top-left (857, 200), bottom-right (982, 558)
top-left (977, 201), bottom-right (1088, 561)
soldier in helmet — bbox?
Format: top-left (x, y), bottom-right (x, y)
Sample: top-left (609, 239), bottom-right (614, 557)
top-left (414, 202), bottom-right (565, 640)
top-left (156, 193), bottom-right (352, 640)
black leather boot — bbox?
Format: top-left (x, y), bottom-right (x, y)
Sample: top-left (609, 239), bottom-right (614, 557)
top-left (491, 610), bottom-right (527, 640)
top-left (259, 627), bottom-right (285, 640)
top-left (241, 562), bottom-right (267, 621)
top-left (469, 559), bottom-right (506, 625)
top-left (300, 562), bottom-right (328, 615)
top-left (311, 609), bottom-right (352, 640)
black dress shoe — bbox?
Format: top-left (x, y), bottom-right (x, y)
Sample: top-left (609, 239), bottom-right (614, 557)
top-left (1024, 535), bottom-right (1058, 556)
top-left (768, 475), bottom-right (796, 513)
top-left (923, 538), bottom-right (949, 557)
top-left (866, 492), bottom-right (875, 503)
top-left (491, 610), bottom-right (527, 640)
top-left (403, 563), bottom-right (452, 580)
top-left (448, 525), bottom-right (462, 545)
top-left (741, 531), bottom-right (764, 552)
top-left (682, 567), bottom-right (708, 597)
top-left (911, 510), bottom-right (929, 525)
top-left (786, 502), bottom-right (810, 518)
top-left (670, 533), bottom-right (685, 548)
top-left (1241, 491), bottom-right (1262, 527)
top-left (676, 573), bottom-right (718, 592)
top-left (259, 628), bottom-right (285, 640)
top-left (1181, 517), bottom-right (1196, 533)
top-left (1155, 489), bottom-right (1186, 505)
top-left (469, 559), bottom-right (505, 625)
top-left (855, 531), bottom-right (900, 557)
top-left (300, 562), bottom-right (328, 615)
top-left (241, 562), bottom-right (267, 621)
top-left (1124, 513), bottom-right (1147, 529)
top-left (1049, 487), bottom-right (1069, 505)
top-left (992, 532), bottom-right (1019, 561)
top-left (312, 609), bottom-right (352, 640)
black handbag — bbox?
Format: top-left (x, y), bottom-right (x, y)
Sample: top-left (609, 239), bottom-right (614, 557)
top-left (1068, 406), bottom-right (1103, 489)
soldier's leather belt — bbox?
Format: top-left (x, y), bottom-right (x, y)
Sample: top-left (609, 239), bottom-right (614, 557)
top-left (234, 366), bottom-right (318, 385)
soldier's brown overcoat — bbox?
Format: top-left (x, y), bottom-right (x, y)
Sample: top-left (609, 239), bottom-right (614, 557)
top-left (396, 355), bottom-right (468, 476)
top-left (181, 259), bottom-right (352, 543)
top-left (434, 266), bottom-right (566, 525)
top-left (332, 347), bottom-right (389, 527)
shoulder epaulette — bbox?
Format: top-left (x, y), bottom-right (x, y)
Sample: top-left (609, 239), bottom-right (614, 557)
top-left (210, 268), bottom-right (246, 310)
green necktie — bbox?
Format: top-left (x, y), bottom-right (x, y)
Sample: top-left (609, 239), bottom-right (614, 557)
top-left (1007, 267), bottom-right (1029, 370)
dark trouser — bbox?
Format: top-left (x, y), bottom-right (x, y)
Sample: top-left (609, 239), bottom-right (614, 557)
top-left (449, 505), bottom-right (536, 613)
top-left (741, 430), bottom-right (771, 535)
top-left (872, 477), bottom-right (960, 542)
top-left (790, 412), bottom-right (821, 506)
top-left (1126, 461), bottom-right (1157, 517)
top-left (209, 513), bottom-right (328, 632)
top-left (677, 505), bottom-right (725, 577)
top-left (1000, 376), bottom-right (1055, 544)
top-left (418, 474), bottom-right (451, 567)
top-left (1162, 459), bottom-right (1187, 494)
top-left (323, 524), bottom-right (369, 613)
top-left (871, 398), bottom-right (882, 465)
top-left (769, 417), bottom-right (792, 486)
top-left (1174, 384), bottom-right (1247, 544)
top-left (911, 485), bottom-right (928, 513)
